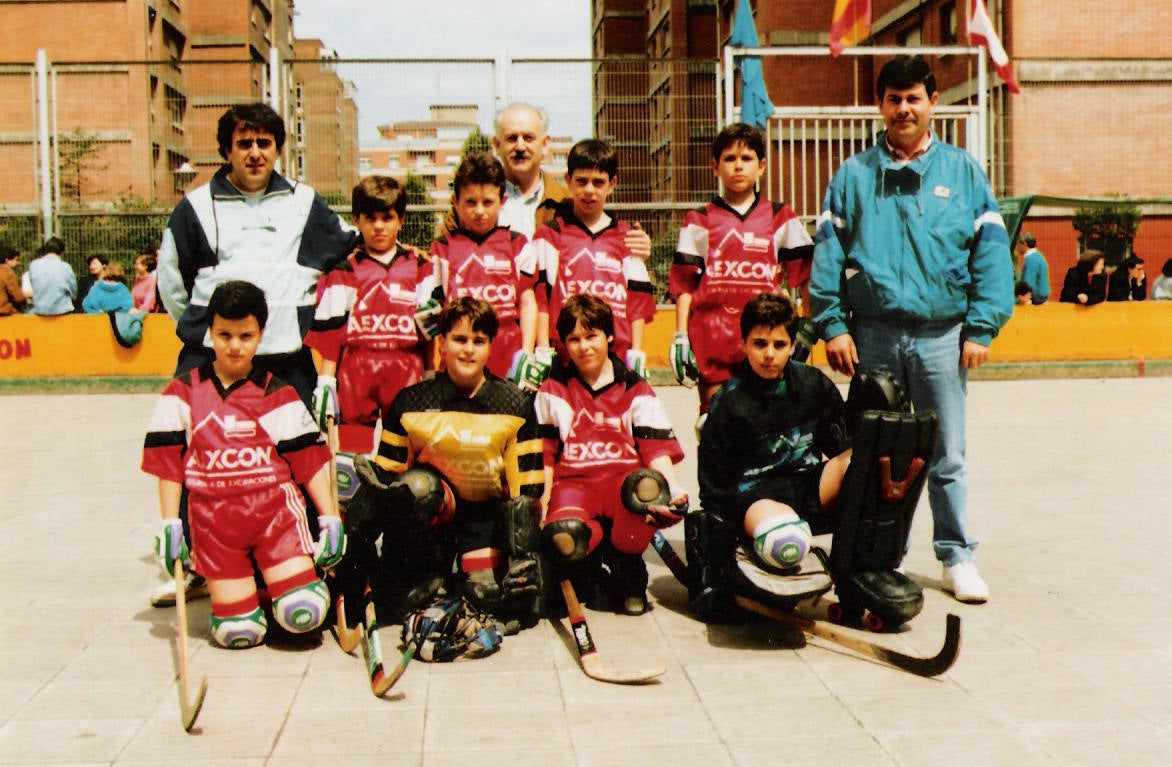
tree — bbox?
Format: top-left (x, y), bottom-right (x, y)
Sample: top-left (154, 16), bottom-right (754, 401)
top-left (400, 172), bottom-right (436, 248)
top-left (460, 127), bottom-right (492, 159)
top-left (56, 128), bottom-right (108, 206)
top-left (1073, 199), bottom-right (1141, 267)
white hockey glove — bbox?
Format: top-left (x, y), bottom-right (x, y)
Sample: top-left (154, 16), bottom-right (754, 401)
top-left (312, 374), bottom-right (338, 430)
top-left (313, 515), bottom-right (347, 571)
top-left (506, 347), bottom-right (553, 392)
top-left (669, 332), bottom-right (698, 387)
top-left (625, 349), bottom-right (647, 379)
top-left (154, 518), bottom-right (190, 575)
top-left (414, 298), bottom-right (443, 340)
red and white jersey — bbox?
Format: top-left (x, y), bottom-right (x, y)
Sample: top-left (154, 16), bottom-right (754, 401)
top-left (535, 355), bottom-right (683, 482)
top-left (669, 195), bottom-right (813, 310)
top-left (426, 226), bottom-right (537, 322)
top-left (141, 364), bottom-right (330, 498)
top-left (532, 212), bottom-right (655, 357)
top-left (306, 247), bottom-right (429, 361)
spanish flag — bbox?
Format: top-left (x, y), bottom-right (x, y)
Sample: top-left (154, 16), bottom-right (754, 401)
top-left (828, 0), bottom-right (872, 57)
top-left (967, 0), bottom-right (1021, 93)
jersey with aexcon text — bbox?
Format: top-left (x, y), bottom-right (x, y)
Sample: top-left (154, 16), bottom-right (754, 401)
top-left (141, 364), bottom-right (329, 497)
top-left (306, 247), bottom-right (429, 360)
top-left (669, 195), bottom-right (813, 309)
top-left (427, 226), bottom-right (537, 322)
top-left (532, 211), bottom-right (655, 355)
top-left (374, 372), bottom-right (544, 502)
top-left (535, 354), bottom-right (683, 482)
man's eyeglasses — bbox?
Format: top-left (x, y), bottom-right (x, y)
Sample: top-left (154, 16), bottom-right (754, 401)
top-left (234, 137), bottom-right (275, 150)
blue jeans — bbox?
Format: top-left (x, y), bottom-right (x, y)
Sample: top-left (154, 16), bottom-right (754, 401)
top-left (853, 319), bottom-right (975, 566)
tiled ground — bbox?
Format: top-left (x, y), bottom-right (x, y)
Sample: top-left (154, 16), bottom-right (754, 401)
top-left (1, 377), bottom-right (1170, 766)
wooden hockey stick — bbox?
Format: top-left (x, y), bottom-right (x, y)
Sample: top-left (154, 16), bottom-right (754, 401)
top-left (361, 578), bottom-right (411, 696)
top-left (651, 531), bottom-right (961, 678)
top-left (325, 416), bottom-right (362, 654)
top-left (559, 578), bottom-right (665, 684)
top-left (173, 560), bottom-right (207, 732)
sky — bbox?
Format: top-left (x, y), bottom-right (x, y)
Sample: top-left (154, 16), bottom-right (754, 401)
top-left (291, 0), bottom-right (593, 141)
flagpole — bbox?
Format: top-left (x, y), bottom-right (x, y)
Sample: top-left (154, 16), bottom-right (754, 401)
top-left (723, 45), bottom-right (735, 126)
top-left (976, 45), bottom-right (988, 173)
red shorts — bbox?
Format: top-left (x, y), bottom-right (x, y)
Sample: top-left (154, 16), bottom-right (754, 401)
top-left (189, 481), bottom-right (314, 579)
top-left (485, 320), bottom-right (521, 380)
top-left (689, 303), bottom-right (746, 387)
top-left (338, 347), bottom-right (422, 426)
top-left (545, 473), bottom-right (652, 555)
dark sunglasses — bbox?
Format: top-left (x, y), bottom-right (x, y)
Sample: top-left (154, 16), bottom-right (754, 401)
top-left (234, 137), bottom-right (274, 150)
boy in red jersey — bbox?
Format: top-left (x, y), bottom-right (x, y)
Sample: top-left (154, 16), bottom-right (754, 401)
top-left (142, 280), bottom-right (344, 648)
top-left (669, 123), bottom-right (814, 420)
top-left (306, 176), bottom-right (431, 454)
top-left (535, 294), bottom-right (687, 615)
top-left (530, 139), bottom-right (656, 381)
top-left (423, 152), bottom-right (540, 381)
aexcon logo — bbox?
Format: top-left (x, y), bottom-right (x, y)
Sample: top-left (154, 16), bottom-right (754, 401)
top-left (458, 283), bottom-right (516, 304)
top-left (706, 261), bottom-right (778, 281)
top-left (348, 313), bottom-right (415, 335)
top-left (564, 280), bottom-right (626, 302)
top-left (563, 441), bottom-right (635, 462)
top-left (190, 445), bottom-right (273, 471)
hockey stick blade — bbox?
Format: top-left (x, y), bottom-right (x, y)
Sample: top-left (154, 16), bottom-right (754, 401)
top-left (330, 592), bottom-right (362, 654)
top-left (559, 579), bottom-right (664, 684)
top-left (651, 531), bottom-right (687, 582)
top-left (735, 595), bottom-right (961, 678)
top-left (173, 561), bottom-right (207, 732)
top-left (361, 579), bottom-right (410, 696)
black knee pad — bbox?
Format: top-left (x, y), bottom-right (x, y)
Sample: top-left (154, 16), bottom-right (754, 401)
top-left (398, 465), bottom-right (456, 527)
top-left (620, 468), bottom-right (670, 515)
top-left (684, 510), bottom-right (742, 623)
top-left (844, 369), bottom-right (910, 437)
top-left (542, 518), bottom-right (592, 566)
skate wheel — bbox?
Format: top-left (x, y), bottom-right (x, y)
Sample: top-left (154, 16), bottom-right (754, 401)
top-left (864, 611), bottom-right (887, 632)
top-left (827, 602), bottom-right (860, 624)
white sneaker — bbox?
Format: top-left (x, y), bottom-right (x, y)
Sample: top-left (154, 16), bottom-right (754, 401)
top-left (942, 562), bottom-right (988, 604)
top-left (150, 573), bottom-right (209, 608)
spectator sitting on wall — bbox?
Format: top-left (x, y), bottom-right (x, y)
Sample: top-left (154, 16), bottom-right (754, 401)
top-left (0, 245), bottom-right (30, 316)
top-left (82, 262), bottom-right (133, 314)
top-left (132, 251), bottom-right (159, 312)
top-left (1150, 258), bottom-right (1172, 301)
top-left (75, 254), bottom-right (109, 312)
top-left (1059, 249), bottom-right (1107, 306)
top-left (27, 237), bottom-right (77, 316)
top-left (1106, 255), bottom-right (1147, 302)
top-left (1014, 281), bottom-right (1033, 306)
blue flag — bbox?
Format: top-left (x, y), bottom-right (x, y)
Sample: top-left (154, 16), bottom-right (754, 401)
top-left (730, 0), bottom-right (774, 128)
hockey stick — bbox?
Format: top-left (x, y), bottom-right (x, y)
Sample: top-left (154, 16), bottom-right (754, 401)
top-left (558, 578), bottom-right (665, 684)
top-left (173, 560), bottom-right (207, 731)
top-left (650, 531), bottom-right (961, 678)
top-left (324, 416), bottom-right (362, 654)
top-left (361, 578), bottom-right (411, 696)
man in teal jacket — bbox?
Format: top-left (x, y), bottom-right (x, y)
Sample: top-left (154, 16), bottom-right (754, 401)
top-left (809, 55), bottom-right (1013, 604)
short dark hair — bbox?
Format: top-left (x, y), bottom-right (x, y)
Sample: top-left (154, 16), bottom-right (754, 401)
top-left (876, 55), bottom-right (937, 100)
top-left (1162, 258), bottom-right (1172, 279)
top-left (1014, 280), bottom-right (1032, 297)
top-left (352, 175), bottom-right (407, 218)
top-left (453, 151), bottom-right (507, 198)
top-left (567, 138), bottom-right (618, 178)
top-left (438, 296), bottom-right (498, 340)
top-left (216, 103), bottom-right (286, 159)
top-left (36, 237), bottom-right (65, 257)
top-left (740, 292), bottom-right (798, 340)
top-left (1121, 255), bottom-right (1144, 269)
top-left (0, 245), bottom-right (18, 261)
top-left (712, 122), bottom-right (766, 162)
top-left (556, 294), bottom-right (614, 342)
top-left (207, 280), bottom-right (268, 330)
top-left (1020, 232), bottom-right (1037, 248)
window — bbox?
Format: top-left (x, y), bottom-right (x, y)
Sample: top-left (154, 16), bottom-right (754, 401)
top-left (939, 1), bottom-right (957, 44)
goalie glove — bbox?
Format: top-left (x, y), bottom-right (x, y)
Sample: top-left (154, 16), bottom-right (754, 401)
top-left (506, 347), bottom-right (553, 392)
top-left (154, 518), bottom-right (189, 574)
top-left (791, 317), bottom-right (818, 364)
top-left (313, 515), bottom-right (347, 571)
top-left (414, 297), bottom-right (443, 340)
top-left (311, 374), bottom-right (338, 430)
top-left (669, 332), bottom-right (698, 387)
top-left (625, 349), bottom-right (647, 379)
top-left (645, 488), bottom-right (689, 529)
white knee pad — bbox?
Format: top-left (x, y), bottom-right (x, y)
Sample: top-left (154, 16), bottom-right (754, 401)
top-left (273, 580), bottom-right (329, 634)
top-left (752, 512), bottom-right (812, 570)
top-left (210, 606), bottom-right (268, 649)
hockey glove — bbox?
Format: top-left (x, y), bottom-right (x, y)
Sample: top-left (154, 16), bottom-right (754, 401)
top-left (154, 518), bottom-right (189, 574)
top-left (506, 347), bottom-right (553, 392)
top-left (312, 374), bottom-right (338, 430)
top-left (314, 515), bottom-right (347, 571)
top-left (414, 298), bottom-right (443, 340)
top-left (645, 489), bottom-right (689, 529)
top-left (669, 332), bottom-right (698, 387)
top-left (625, 349), bottom-right (647, 379)
top-left (791, 317), bottom-right (818, 364)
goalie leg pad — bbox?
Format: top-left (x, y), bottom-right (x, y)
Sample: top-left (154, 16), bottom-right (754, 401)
top-left (844, 369), bottom-right (910, 437)
top-left (499, 496), bottom-right (546, 618)
top-left (271, 578), bottom-right (329, 634)
top-left (684, 510), bottom-right (742, 623)
top-left (210, 606), bottom-right (268, 649)
top-left (542, 517), bottom-right (593, 566)
top-left (620, 468), bottom-right (671, 516)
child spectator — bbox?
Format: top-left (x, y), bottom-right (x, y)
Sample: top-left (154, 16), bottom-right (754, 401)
top-left (669, 122), bottom-right (814, 421)
top-left (132, 251), bottom-right (160, 312)
top-left (536, 294), bottom-right (686, 615)
top-left (1014, 281), bottom-right (1033, 305)
top-left (305, 175), bottom-right (431, 454)
top-left (81, 262), bottom-right (133, 313)
top-left (530, 138), bottom-right (656, 379)
top-left (423, 152), bottom-right (539, 381)
top-left (141, 280), bottom-right (344, 649)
